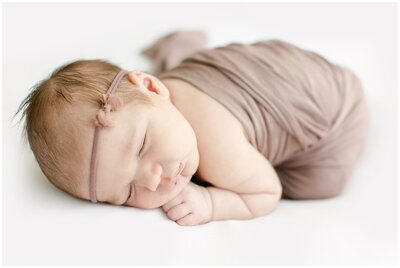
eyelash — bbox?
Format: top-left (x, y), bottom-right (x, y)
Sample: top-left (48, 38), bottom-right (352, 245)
top-left (125, 133), bottom-right (146, 204)
top-left (125, 184), bottom-right (133, 204)
top-left (129, 184), bottom-right (134, 198)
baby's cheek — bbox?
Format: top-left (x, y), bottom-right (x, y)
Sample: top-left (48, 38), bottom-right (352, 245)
top-left (130, 191), bottom-right (172, 209)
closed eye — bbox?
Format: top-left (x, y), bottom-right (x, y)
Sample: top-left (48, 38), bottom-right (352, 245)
top-left (124, 184), bottom-right (133, 205)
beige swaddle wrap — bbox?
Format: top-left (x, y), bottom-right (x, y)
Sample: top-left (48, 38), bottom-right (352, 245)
top-left (143, 31), bottom-right (369, 199)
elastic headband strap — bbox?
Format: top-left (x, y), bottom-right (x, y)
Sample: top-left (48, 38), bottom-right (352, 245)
top-left (89, 70), bottom-right (128, 202)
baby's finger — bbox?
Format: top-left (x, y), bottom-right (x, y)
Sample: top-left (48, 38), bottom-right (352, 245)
top-left (176, 213), bottom-right (198, 226)
top-left (166, 203), bottom-right (191, 221)
top-left (162, 196), bottom-right (183, 212)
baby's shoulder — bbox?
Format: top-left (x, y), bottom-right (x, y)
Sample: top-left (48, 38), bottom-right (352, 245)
top-left (162, 78), bottom-right (248, 145)
top-left (163, 78), bottom-right (274, 191)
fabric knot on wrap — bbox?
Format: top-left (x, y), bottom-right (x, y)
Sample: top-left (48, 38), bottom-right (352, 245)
top-left (95, 94), bottom-right (124, 127)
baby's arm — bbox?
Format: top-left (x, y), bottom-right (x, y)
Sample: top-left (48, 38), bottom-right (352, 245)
top-left (207, 186), bottom-right (280, 222)
top-left (205, 141), bottom-right (282, 222)
top-left (162, 135), bottom-right (282, 225)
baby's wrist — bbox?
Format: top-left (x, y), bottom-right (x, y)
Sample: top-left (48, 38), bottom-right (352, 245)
top-left (202, 187), bottom-right (214, 222)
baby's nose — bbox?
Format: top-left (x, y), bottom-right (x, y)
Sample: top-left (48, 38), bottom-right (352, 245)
top-left (140, 164), bottom-right (162, 191)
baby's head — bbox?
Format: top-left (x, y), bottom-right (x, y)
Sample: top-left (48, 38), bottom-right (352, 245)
top-left (17, 59), bottom-right (199, 209)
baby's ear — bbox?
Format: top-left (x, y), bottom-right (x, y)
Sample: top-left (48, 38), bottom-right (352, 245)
top-left (127, 71), bottom-right (170, 99)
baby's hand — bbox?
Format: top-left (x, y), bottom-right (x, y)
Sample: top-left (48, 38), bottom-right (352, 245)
top-left (162, 181), bottom-right (213, 226)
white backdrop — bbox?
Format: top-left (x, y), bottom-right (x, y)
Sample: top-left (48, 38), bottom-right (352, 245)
top-left (3, 2), bottom-right (398, 265)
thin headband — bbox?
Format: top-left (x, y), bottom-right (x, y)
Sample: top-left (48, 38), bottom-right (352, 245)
top-left (89, 70), bottom-right (128, 202)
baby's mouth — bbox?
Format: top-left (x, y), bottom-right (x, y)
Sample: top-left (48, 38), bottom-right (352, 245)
top-left (173, 162), bottom-right (184, 178)
top-left (168, 162), bottom-right (185, 187)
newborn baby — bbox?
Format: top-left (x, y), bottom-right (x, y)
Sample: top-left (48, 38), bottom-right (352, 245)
top-left (17, 32), bottom-right (369, 226)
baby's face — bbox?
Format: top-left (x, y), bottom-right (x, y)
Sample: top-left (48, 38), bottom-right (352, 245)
top-left (81, 74), bottom-right (199, 208)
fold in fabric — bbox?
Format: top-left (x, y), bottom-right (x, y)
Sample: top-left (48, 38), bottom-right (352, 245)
top-left (143, 31), bottom-right (369, 199)
top-left (142, 30), bottom-right (207, 75)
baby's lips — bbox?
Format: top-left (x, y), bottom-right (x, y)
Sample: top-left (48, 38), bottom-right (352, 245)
top-left (174, 162), bottom-right (185, 178)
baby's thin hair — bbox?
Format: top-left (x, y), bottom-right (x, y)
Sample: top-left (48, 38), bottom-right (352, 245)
top-left (14, 59), bottom-right (152, 199)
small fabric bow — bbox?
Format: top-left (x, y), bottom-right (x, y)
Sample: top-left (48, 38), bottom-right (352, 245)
top-left (95, 94), bottom-right (124, 127)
